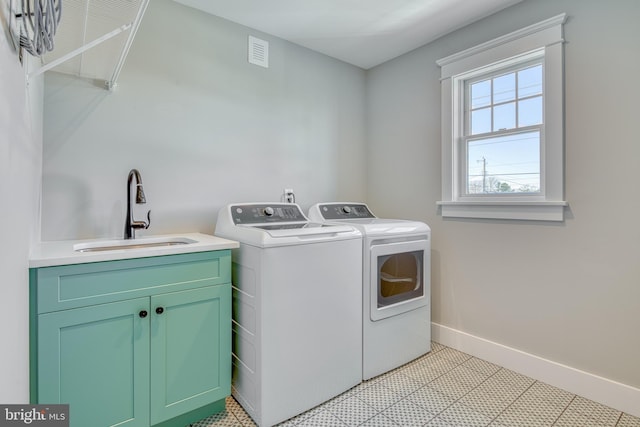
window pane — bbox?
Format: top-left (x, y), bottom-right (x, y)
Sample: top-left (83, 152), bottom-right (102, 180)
top-left (493, 73), bottom-right (515, 103)
top-left (471, 80), bottom-right (491, 109)
top-left (467, 131), bottom-right (540, 194)
top-left (518, 96), bottom-right (543, 127)
top-left (471, 108), bottom-right (491, 135)
top-left (518, 65), bottom-right (542, 97)
top-left (493, 102), bottom-right (515, 131)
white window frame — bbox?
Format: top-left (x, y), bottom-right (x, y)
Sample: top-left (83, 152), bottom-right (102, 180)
top-left (436, 14), bottom-right (568, 221)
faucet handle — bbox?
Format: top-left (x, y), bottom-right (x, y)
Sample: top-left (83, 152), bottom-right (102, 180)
top-left (131, 211), bottom-right (151, 231)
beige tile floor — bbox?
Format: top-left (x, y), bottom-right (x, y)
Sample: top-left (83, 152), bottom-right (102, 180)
top-left (190, 342), bottom-right (640, 427)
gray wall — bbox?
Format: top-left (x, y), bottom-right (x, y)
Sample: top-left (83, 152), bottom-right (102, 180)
top-left (0, 1), bottom-right (43, 402)
top-left (42, 0), bottom-right (367, 241)
top-left (367, 0), bottom-right (640, 389)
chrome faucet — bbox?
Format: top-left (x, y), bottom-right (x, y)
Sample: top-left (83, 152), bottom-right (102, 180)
top-left (124, 169), bottom-right (151, 239)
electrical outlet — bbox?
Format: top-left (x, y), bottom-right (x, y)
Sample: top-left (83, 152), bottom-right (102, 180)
top-left (283, 188), bottom-right (295, 204)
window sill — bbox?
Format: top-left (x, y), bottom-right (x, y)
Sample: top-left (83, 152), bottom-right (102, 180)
top-left (436, 200), bottom-right (568, 221)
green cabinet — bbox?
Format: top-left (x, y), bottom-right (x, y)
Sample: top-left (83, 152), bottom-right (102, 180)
top-left (30, 251), bottom-right (232, 427)
top-left (150, 286), bottom-right (228, 425)
top-left (38, 298), bottom-right (151, 427)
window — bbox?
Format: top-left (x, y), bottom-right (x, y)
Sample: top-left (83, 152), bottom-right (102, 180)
top-left (465, 59), bottom-right (543, 195)
top-left (437, 14), bottom-right (568, 221)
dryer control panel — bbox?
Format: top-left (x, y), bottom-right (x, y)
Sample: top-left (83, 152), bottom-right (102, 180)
top-left (230, 203), bottom-right (307, 224)
top-left (317, 203), bottom-right (375, 220)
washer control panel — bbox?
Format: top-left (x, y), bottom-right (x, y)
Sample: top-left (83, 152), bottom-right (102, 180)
top-left (230, 203), bottom-right (307, 224)
top-left (317, 203), bottom-right (375, 220)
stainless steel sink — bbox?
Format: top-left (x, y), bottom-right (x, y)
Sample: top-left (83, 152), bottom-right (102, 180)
top-left (74, 237), bottom-right (197, 253)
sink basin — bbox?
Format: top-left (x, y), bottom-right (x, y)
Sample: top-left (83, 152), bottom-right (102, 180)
top-left (74, 237), bottom-right (198, 253)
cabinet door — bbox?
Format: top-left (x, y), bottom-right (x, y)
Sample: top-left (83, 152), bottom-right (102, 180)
top-left (38, 298), bottom-right (150, 427)
top-left (149, 285), bottom-right (231, 425)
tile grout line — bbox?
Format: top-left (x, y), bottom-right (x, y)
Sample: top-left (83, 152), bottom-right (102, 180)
top-left (439, 365), bottom-right (520, 426)
top-left (348, 345), bottom-right (464, 426)
top-left (550, 394), bottom-right (577, 427)
top-left (396, 351), bottom-right (486, 425)
top-left (411, 355), bottom-right (539, 426)
top-left (485, 378), bottom-right (542, 426)
top-left (420, 350), bottom-right (524, 425)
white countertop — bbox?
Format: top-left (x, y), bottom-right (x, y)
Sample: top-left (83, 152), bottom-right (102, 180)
top-left (29, 233), bottom-right (239, 268)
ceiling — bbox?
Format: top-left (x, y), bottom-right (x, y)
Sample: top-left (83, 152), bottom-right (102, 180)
top-left (173, 0), bottom-right (523, 69)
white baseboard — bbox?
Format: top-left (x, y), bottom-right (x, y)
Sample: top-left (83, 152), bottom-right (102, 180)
top-left (432, 322), bottom-right (640, 418)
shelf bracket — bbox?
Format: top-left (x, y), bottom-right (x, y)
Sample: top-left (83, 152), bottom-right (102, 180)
top-left (27, 23), bottom-right (132, 80)
top-left (106, 0), bottom-right (151, 91)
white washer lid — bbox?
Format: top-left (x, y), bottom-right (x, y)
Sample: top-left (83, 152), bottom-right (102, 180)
top-left (215, 203), bottom-right (361, 247)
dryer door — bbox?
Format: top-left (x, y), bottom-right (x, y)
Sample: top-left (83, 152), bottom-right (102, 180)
top-left (369, 239), bottom-right (429, 321)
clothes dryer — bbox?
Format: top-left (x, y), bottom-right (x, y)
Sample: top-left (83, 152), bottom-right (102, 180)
top-left (215, 203), bottom-right (362, 426)
top-left (308, 202), bottom-right (431, 380)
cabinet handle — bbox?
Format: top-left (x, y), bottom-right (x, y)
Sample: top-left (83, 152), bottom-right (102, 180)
top-left (139, 310), bottom-right (148, 318)
top-left (155, 307), bottom-right (164, 315)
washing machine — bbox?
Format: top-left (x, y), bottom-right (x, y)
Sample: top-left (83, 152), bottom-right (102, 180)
top-left (308, 202), bottom-right (431, 380)
top-left (215, 203), bottom-right (362, 426)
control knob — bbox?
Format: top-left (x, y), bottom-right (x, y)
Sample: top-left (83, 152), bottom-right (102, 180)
top-left (341, 206), bottom-right (352, 214)
top-left (264, 207), bottom-right (275, 216)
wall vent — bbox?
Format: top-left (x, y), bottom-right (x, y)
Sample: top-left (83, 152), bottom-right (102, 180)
top-left (248, 35), bottom-right (269, 68)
